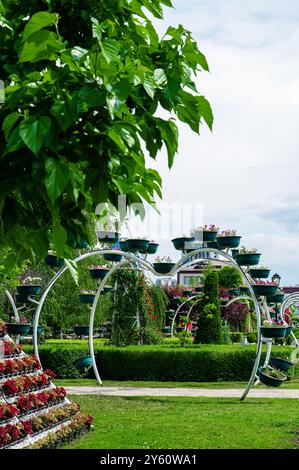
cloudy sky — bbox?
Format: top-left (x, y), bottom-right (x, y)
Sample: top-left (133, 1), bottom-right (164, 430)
top-left (126, 0), bottom-right (299, 285)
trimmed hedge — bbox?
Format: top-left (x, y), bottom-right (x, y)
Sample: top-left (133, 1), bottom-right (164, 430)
top-left (23, 343), bottom-right (299, 382)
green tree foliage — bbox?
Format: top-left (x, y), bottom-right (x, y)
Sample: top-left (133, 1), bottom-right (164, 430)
top-left (0, 0), bottom-right (212, 271)
top-left (194, 270), bottom-right (223, 344)
top-left (218, 266), bottom-right (242, 290)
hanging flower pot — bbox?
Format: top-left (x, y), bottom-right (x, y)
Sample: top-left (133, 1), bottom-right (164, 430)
top-left (162, 326), bottom-right (171, 334)
top-left (153, 262), bottom-right (175, 274)
top-left (171, 236), bottom-right (195, 251)
top-left (269, 357), bottom-right (294, 372)
top-left (6, 323), bottom-right (31, 336)
top-left (192, 225), bottom-right (218, 242)
top-left (253, 284), bottom-right (278, 297)
top-left (267, 293), bottom-right (284, 304)
top-left (239, 286), bottom-right (251, 295)
top-left (257, 367), bottom-right (286, 387)
top-left (97, 231), bottom-right (120, 243)
top-left (147, 242), bottom-right (159, 254)
top-left (231, 249), bottom-right (239, 259)
top-left (79, 294), bottom-right (95, 304)
top-left (103, 252), bottom-right (122, 262)
top-left (15, 294), bottom-right (37, 305)
top-left (235, 253), bottom-right (261, 266)
top-left (89, 267), bottom-right (110, 279)
top-left (119, 240), bottom-right (129, 252)
top-left (216, 235), bottom-right (242, 249)
top-left (249, 268), bottom-right (270, 279)
top-left (127, 238), bottom-right (149, 252)
top-left (16, 285), bottom-right (42, 296)
top-left (74, 356), bottom-right (93, 372)
top-left (166, 310), bottom-right (176, 319)
top-left (260, 323), bottom-right (287, 338)
top-left (183, 290), bottom-right (194, 297)
top-left (45, 254), bottom-right (65, 268)
top-left (100, 286), bottom-right (113, 295)
top-left (74, 326), bottom-right (90, 336)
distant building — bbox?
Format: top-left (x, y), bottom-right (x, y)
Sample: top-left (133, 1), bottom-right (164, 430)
top-left (177, 256), bottom-right (226, 287)
top-left (283, 285), bottom-right (299, 294)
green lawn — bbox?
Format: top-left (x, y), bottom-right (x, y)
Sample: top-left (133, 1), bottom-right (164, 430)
top-left (55, 378), bottom-right (299, 389)
top-left (65, 395), bottom-right (299, 449)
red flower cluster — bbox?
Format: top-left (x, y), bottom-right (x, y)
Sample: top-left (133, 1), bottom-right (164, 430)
top-left (17, 387), bottom-right (66, 413)
top-left (85, 415), bottom-right (93, 426)
top-left (2, 370), bottom-right (56, 396)
top-left (0, 422), bottom-right (27, 448)
top-left (0, 403), bottom-right (19, 422)
top-left (0, 355), bottom-right (40, 376)
top-left (3, 340), bottom-right (22, 357)
top-left (21, 403), bottom-right (80, 435)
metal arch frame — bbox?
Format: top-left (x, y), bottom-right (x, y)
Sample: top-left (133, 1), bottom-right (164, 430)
top-left (89, 246), bottom-right (262, 400)
top-left (170, 294), bottom-right (199, 337)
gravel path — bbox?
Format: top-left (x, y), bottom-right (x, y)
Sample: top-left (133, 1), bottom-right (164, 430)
top-left (66, 386), bottom-right (299, 399)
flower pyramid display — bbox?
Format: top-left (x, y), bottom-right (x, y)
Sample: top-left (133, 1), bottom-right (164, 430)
top-left (0, 320), bottom-right (93, 449)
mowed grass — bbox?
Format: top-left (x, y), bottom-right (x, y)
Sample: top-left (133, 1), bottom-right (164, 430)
top-left (55, 378), bottom-right (299, 389)
top-left (65, 395), bottom-right (299, 449)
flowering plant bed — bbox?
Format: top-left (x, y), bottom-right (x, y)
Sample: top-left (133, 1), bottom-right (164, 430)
top-left (26, 412), bottom-right (93, 449)
top-left (0, 355), bottom-right (40, 378)
top-left (0, 403), bottom-right (19, 423)
top-left (0, 422), bottom-right (28, 448)
top-left (17, 388), bottom-right (67, 415)
top-left (2, 340), bottom-right (23, 357)
top-left (21, 403), bottom-right (80, 436)
top-left (2, 370), bottom-right (56, 397)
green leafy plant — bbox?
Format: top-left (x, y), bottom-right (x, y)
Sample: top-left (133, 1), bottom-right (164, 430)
top-left (217, 266), bottom-right (242, 289)
top-left (0, 0), bottom-right (212, 272)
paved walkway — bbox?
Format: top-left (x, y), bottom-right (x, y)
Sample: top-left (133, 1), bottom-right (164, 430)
top-left (66, 386), bottom-right (299, 399)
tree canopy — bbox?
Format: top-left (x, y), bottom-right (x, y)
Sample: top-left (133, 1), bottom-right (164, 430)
top-left (0, 0), bottom-right (213, 272)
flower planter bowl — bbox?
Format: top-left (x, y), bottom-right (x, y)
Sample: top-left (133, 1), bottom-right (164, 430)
top-left (206, 241), bottom-right (218, 249)
top-left (253, 284), bottom-right (278, 297)
top-left (127, 239), bottom-right (149, 252)
top-left (100, 286), bottom-right (113, 295)
top-left (228, 288), bottom-right (240, 297)
top-left (74, 356), bottom-right (93, 371)
top-left (74, 326), bottom-right (90, 336)
top-left (16, 285), bottom-right (42, 296)
top-left (249, 268), bottom-right (270, 279)
top-left (257, 367), bottom-right (286, 387)
top-left (15, 294), bottom-right (36, 304)
top-left (29, 325), bottom-right (43, 335)
top-left (45, 254), bottom-right (65, 268)
top-left (235, 253), bottom-right (261, 266)
top-left (79, 294), bottom-right (95, 304)
top-left (89, 268), bottom-right (110, 279)
top-left (119, 240), bottom-right (129, 252)
top-left (267, 293), bottom-right (284, 304)
top-left (171, 236), bottom-right (195, 251)
top-left (103, 253), bottom-right (122, 262)
top-left (269, 358), bottom-right (294, 372)
top-left (162, 327), bottom-right (171, 334)
top-left (97, 231), bottom-right (120, 244)
top-left (153, 262), bottom-right (175, 274)
top-left (231, 249), bottom-right (240, 259)
top-left (260, 326), bottom-right (287, 339)
top-left (216, 236), bottom-right (241, 249)
top-left (202, 231), bottom-right (217, 242)
top-left (239, 286), bottom-right (251, 295)
top-left (6, 323), bottom-right (31, 336)
top-left (147, 242), bottom-right (159, 254)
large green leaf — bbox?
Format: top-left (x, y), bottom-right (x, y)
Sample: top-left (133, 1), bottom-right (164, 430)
top-left (22, 12), bottom-right (58, 41)
top-left (52, 223), bottom-right (67, 256)
top-left (19, 116), bottom-right (51, 155)
top-left (51, 100), bottom-right (74, 132)
top-left (2, 112), bottom-right (20, 140)
top-left (19, 30), bottom-right (62, 63)
top-left (45, 158), bottom-right (70, 203)
top-left (198, 96), bottom-right (214, 131)
top-left (100, 39), bottom-right (120, 63)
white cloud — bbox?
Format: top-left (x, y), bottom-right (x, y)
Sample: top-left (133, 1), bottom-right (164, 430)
top-left (136, 0), bottom-right (299, 285)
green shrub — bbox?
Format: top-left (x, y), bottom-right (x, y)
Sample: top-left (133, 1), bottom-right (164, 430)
top-left (247, 333), bottom-right (257, 343)
top-left (194, 270), bottom-right (223, 344)
top-left (229, 332), bottom-right (242, 343)
top-left (218, 266), bottom-right (242, 289)
top-left (23, 343), bottom-right (298, 381)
